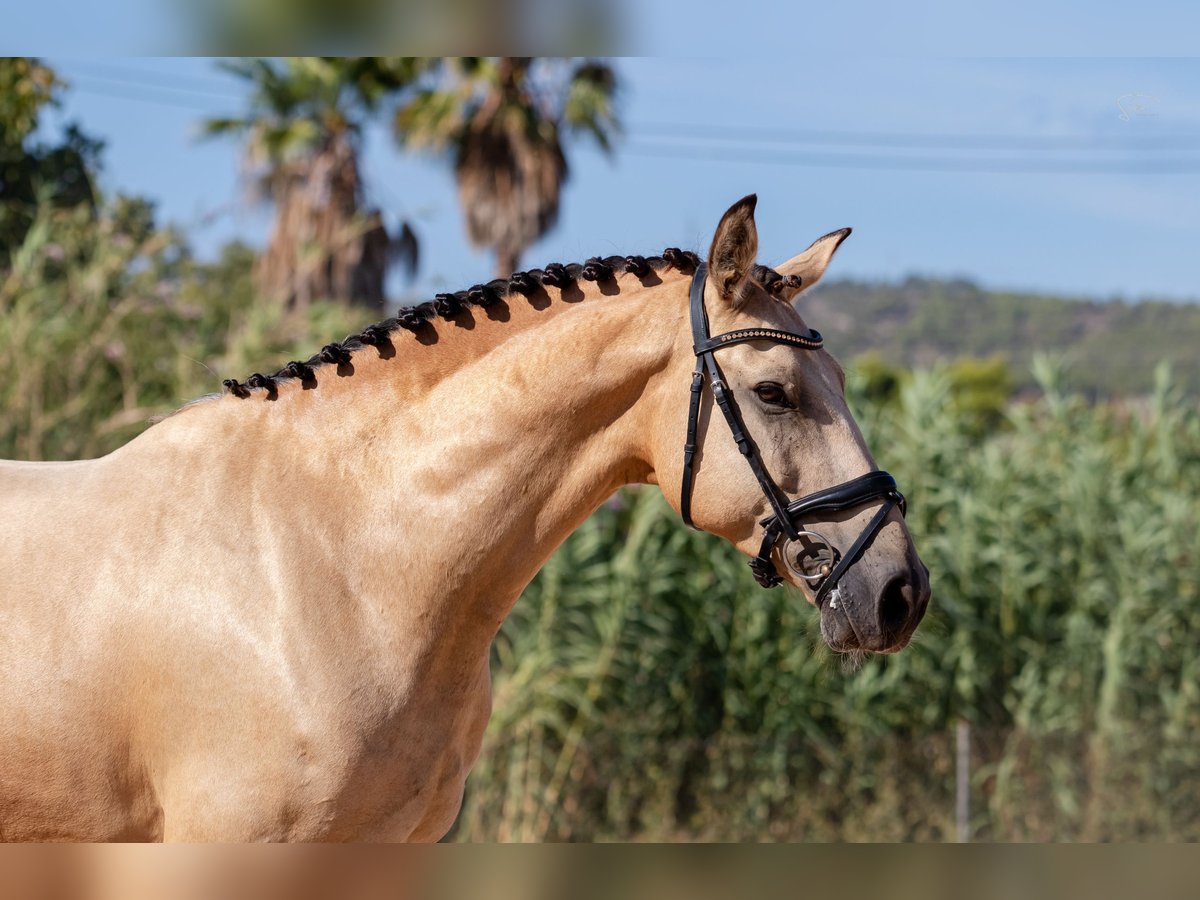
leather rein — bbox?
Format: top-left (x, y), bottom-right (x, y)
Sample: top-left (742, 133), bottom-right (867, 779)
top-left (679, 264), bottom-right (906, 605)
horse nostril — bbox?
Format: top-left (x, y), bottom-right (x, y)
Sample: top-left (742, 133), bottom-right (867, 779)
top-left (878, 575), bottom-right (912, 635)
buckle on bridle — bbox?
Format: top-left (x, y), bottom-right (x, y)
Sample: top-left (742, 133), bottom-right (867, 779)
top-left (748, 556), bottom-right (784, 589)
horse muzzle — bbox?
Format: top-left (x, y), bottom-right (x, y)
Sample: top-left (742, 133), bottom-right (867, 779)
top-left (818, 559), bottom-right (930, 654)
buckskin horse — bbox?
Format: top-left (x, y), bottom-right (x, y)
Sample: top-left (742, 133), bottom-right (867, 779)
top-left (0, 196), bottom-right (929, 841)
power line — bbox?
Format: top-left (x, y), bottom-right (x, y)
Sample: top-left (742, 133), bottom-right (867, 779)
top-left (67, 65), bottom-right (1200, 154)
top-left (623, 140), bottom-right (1200, 174)
top-left (633, 121), bottom-right (1200, 152)
top-left (62, 75), bottom-right (1200, 174)
top-left (65, 61), bottom-right (243, 101)
top-left (71, 82), bottom-right (222, 112)
top-left (67, 72), bottom-right (240, 108)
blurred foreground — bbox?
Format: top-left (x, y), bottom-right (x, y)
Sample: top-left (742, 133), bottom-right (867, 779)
top-left (4, 846), bottom-right (1200, 893)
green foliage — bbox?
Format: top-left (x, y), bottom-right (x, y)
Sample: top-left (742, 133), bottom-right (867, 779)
top-left (205, 57), bottom-right (427, 169)
top-left (0, 58), bottom-right (101, 269)
top-left (561, 61), bottom-right (620, 152)
top-left (847, 351), bottom-right (907, 407)
top-left (395, 57), bottom-right (619, 275)
top-left (395, 58), bottom-right (618, 155)
top-left (0, 201), bottom-right (359, 461)
top-left (0, 57), bottom-right (59, 147)
top-left (944, 355), bottom-right (1013, 436)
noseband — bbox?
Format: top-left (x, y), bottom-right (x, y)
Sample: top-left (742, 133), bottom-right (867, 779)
top-left (679, 264), bottom-right (907, 604)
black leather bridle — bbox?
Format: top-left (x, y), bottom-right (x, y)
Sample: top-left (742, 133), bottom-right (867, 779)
top-left (680, 264), bottom-right (907, 605)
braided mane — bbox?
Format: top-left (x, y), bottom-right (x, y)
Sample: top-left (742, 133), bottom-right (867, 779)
top-left (222, 249), bottom-right (792, 399)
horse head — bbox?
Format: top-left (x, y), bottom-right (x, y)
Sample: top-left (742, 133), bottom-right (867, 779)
top-left (651, 195), bottom-right (930, 653)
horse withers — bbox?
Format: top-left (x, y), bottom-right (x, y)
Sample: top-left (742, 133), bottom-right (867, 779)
top-left (0, 195), bottom-right (929, 841)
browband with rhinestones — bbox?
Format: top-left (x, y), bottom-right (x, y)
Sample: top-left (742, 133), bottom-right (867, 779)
top-left (694, 328), bottom-right (824, 354)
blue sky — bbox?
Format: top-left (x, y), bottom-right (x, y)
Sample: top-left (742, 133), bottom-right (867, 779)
top-left (37, 56), bottom-right (1200, 302)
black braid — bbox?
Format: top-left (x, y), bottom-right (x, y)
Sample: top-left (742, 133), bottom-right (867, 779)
top-left (752, 264), bottom-right (783, 295)
top-left (358, 324), bottom-right (392, 346)
top-left (749, 265), bottom-right (802, 296)
top-left (396, 307), bottom-right (426, 330)
top-left (222, 378), bottom-right (250, 399)
top-left (433, 292), bottom-right (464, 318)
top-left (319, 343), bottom-right (351, 365)
top-left (662, 248), bottom-right (699, 272)
top-left (581, 257), bottom-right (613, 281)
top-left (624, 255), bottom-right (650, 277)
top-left (282, 360), bottom-right (314, 381)
top-left (466, 283), bottom-right (502, 307)
top-left (508, 271), bottom-right (537, 296)
top-left (542, 263), bottom-right (572, 288)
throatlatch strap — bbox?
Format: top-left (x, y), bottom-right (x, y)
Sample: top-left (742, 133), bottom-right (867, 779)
top-left (679, 358), bottom-right (705, 529)
top-left (749, 521), bottom-right (787, 588)
top-left (702, 352), bottom-right (800, 540)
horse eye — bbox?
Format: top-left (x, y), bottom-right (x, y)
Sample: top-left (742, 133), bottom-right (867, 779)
top-left (754, 383), bottom-right (790, 406)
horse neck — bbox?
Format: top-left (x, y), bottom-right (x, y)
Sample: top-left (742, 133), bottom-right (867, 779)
top-left (185, 273), bottom-right (688, 638)
top-left (437, 293), bottom-right (677, 589)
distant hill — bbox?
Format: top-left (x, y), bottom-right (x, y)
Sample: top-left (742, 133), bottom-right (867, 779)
top-left (805, 276), bottom-right (1200, 396)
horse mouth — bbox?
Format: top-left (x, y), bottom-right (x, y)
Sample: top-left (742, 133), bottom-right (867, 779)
top-left (819, 600), bottom-right (861, 652)
top-left (818, 598), bottom-right (912, 655)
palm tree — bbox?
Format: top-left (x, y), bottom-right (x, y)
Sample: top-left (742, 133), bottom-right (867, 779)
top-left (204, 57), bottom-right (422, 311)
top-left (396, 58), bottom-right (618, 278)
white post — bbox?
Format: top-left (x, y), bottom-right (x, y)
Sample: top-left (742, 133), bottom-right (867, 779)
top-left (956, 717), bottom-right (970, 843)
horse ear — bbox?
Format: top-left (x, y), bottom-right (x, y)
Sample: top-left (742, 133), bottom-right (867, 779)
top-left (707, 194), bottom-right (759, 304)
top-left (775, 228), bottom-right (852, 302)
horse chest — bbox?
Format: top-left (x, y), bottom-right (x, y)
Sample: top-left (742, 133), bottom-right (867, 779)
top-left (270, 658), bottom-right (494, 841)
